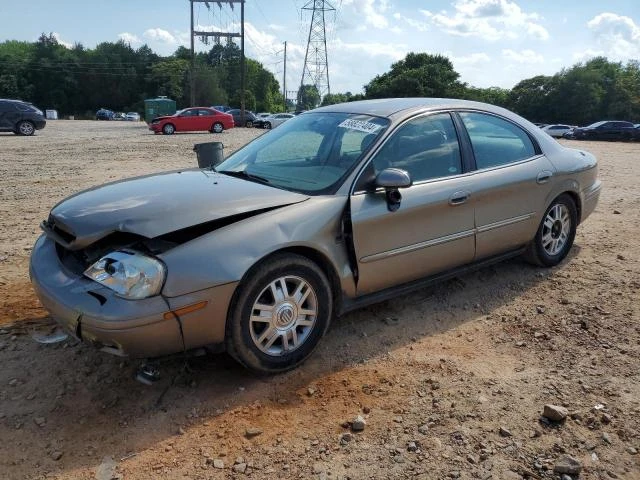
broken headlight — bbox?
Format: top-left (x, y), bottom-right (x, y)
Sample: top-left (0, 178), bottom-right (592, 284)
top-left (84, 250), bottom-right (166, 299)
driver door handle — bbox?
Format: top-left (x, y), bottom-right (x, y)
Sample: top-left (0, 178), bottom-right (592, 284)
top-left (449, 191), bottom-right (470, 206)
top-left (537, 171), bottom-right (553, 184)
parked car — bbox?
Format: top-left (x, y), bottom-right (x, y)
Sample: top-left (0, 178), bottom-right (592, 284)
top-left (30, 98), bottom-right (601, 373)
top-left (226, 109), bottom-right (258, 128)
top-left (114, 112), bottom-right (126, 120)
top-left (0, 99), bottom-right (46, 135)
top-left (571, 120), bottom-right (636, 141)
top-left (261, 112), bottom-right (295, 129)
top-left (149, 107), bottom-right (234, 134)
top-left (125, 112), bottom-right (141, 121)
top-left (96, 108), bottom-right (115, 120)
top-left (541, 124), bottom-right (574, 138)
top-left (253, 113), bottom-right (272, 128)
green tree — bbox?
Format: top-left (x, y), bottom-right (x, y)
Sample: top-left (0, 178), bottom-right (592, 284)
top-left (296, 84), bottom-right (320, 110)
top-left (364, 53), bottom-right (465, 99)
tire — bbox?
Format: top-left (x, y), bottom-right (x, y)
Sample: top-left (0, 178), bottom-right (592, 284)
top-left (524, 194), bottom-right (577, 267)
top-left (212, 122), bottom-right (224, 133)
top-left (264, 122), bottom-right (272, 130)
top-left (245, 120), bottom-right (253, 128)
top-left (16, 120), bottom-right (35, 136)
top-left (162, 123), bottom-right (175, 135)
top-left (225, 253), bottom-right (332, 373)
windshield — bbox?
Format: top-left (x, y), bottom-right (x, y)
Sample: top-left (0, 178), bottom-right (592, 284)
top-left (216, 112), bottom-right (390, 195)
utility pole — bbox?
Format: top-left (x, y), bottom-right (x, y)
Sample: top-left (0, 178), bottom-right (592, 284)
top-left (240, 0), bottom-right (245, 125)
top-left (189, 1), bottom-right (244, 107)
top-left (190, 0), bottom-right (195, 106)
top-left (283, 41), bottom-right (287, 112)
top-left (300, 0), bottom-right (334, 103)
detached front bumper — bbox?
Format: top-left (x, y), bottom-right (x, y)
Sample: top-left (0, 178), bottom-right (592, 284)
top-left (30, 235), bottom-right (237, 358)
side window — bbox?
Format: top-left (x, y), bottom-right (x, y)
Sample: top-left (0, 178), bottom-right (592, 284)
top-left (459, 112), bottom-right (536, 169)
top-left (371, 113), bottom-right (462, 182)
top-left (198, 109), bottom-right (212, 116)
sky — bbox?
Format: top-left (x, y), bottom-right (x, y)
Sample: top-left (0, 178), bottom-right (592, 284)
top-left (1, 0), bottom-right (639, 97)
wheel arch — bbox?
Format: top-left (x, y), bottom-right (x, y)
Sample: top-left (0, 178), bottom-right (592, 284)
top-left (230, 245), bottom-right (344, 321)
top-left (544, 181), bottom-right (583, 226)
top-left (563, 190), bottom-right (582, 225)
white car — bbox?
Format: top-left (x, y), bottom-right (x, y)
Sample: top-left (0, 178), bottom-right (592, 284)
top-left (542, 124), bottom-right (574, 138)
top-left (262, 113), bottom-right (295, 129)
top-left (125, 112), bottom-right (141, 121)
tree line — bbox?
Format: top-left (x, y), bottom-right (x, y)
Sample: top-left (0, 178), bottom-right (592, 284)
top-left (0, 33), bottom-right (283, 117)
top-left (318, 52), bottom-right (640, 125)
top-left (1, 34), bottom-right (638, 126)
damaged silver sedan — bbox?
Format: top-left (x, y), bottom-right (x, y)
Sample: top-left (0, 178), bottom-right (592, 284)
top-left (30, 98), bottom-right (601, 373)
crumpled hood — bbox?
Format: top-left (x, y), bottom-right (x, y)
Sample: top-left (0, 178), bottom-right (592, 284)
top-left (45, 169), bottom-right (308, 250)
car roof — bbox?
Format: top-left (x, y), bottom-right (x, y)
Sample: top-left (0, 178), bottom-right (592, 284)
top-left (311, 97), bottom-right (517, 119)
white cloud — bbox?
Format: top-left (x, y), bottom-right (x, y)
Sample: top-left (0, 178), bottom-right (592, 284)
top-left (395, 12), bottom-right (429, 32)
top-left (118, 32), bottom-right (142, 46)
top-left (268, 24), bottom-right (285, 32)
top-left (452, 52), bottom-right (492, 65)
top-left (502, 48), bottom-right (544, 63)
top-left (422, 0), bottom-right (549, 41)
top-left (143, 28), bottom-right (179, 45)
top-left (343, 0), bottom-right (389, 29)
top-left (51, 32), bottom-right (72, 49)
top-left (586, 12), bottom-right (640, 60)
top-left (332, 38), bottom-right (408, 61)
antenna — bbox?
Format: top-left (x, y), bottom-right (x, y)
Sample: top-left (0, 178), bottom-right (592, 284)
top-left (299, 0), bottom-right (334, 101)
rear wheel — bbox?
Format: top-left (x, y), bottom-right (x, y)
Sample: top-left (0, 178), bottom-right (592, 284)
top-left (525, 194), bottom-right (577, 267)
top-left (264, 122), bottom-right (272, 129)
top-left (225, 253), bottom-right (332, 373)
top-left (16, 120), bottom-right (35, 136)
top-left (212, 122), bottom-right (224, 133)
top-left (245, 120), bottom-right (253, 128)
top-left (162, 123), bottom-right (175, 135)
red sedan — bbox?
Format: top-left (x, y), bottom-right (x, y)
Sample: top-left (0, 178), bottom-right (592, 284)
top-left (149, 107), bottom-right (234, 135)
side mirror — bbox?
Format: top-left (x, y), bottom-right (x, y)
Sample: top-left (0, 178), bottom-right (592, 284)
top-left (374, 168), bottom-right (412, 212)
top-left (375, 168), bottom-right (412, 189)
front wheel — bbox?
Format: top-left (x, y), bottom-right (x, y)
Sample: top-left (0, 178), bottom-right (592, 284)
top-left (162, 123), bottom-right (175, 135)
top-left (264, 122), bottom-right (272, 129)
top-left (212, 122), bottom-right (224, 133)
top-left (245, 120), bottom-right (253, 128)
top-left (225, 253), bottom-right (332, 373)
top-left (16, 120), bottom-right (35, 136)
top-left (524, 194), bottom-right (577, 267)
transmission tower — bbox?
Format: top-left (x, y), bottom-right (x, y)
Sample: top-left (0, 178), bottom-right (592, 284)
top-left (300, 0), bottom-right (334, 100)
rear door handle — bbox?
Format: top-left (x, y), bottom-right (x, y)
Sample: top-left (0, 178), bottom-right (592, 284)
top-left (537, 171), bottom-right (553, 184)
top-left (449, 191), bottom-right (470, 206)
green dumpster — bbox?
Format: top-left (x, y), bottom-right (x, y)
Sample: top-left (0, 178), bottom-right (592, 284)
top-left (144, 97), bottom-right (176, 123)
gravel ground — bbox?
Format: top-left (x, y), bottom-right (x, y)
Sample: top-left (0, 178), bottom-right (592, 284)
top-left (0, 121), bottom-right (638, 480)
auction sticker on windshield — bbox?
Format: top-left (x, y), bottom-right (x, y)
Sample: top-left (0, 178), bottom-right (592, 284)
top-left (338, 119), bottom-right (382, 134)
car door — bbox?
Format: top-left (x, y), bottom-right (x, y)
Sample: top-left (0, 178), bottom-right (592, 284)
top-left (198, 109), bottom-right (214, 130)
top-left (0, 101), bottom-right (17, 130)
top-left (350, 112), bottom-right (476, 295)
top-left (456, 111), bottom-right (556, 260)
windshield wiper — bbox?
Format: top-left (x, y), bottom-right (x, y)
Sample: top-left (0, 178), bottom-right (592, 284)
top-left (216, 169), bottom-right (270, 184)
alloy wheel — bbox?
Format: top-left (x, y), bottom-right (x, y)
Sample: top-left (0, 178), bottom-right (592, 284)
top-left (541, 203), bottom-right (571, 256)
top-left (249, 275), bottom-right (318, 356)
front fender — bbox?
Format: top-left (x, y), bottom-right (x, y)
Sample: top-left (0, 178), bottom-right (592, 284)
top-left (159, 196), bottom-right (354, 298)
